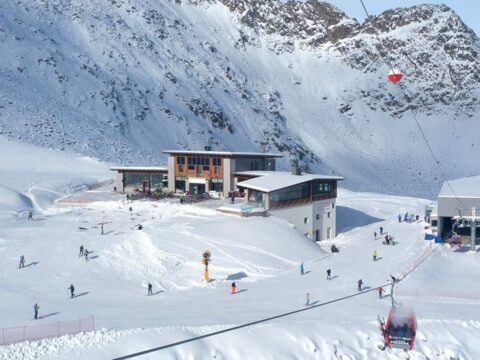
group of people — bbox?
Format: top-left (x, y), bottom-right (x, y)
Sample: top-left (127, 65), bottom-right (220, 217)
top-left (399, 212), bottom-right (419, 223)
top-left (79, 245), bottom-right (91, 261)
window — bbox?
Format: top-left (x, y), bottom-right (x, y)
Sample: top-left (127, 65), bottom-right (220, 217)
top-left (327, 212), bottom-right (331, 218)
top-left (327, 227), bottom-right (332, 239)
top-left (203, 157), bottom-right (210, 171)
top-left (188, 157), bottom-right (195, 170)
top-left (177, 156), bottom-right (185, 172)
top-left (211, 178), bottom-right (223, 192)
top-left (304, 217), bottom-right (308, 224)
top-left (124, 173), bottom-right (167, 189)
top-left (312, 181), bottom-right (332, 195)
top-left (332, 203), bottom-right (335, 209)
top-left (269, 182), bottom-right (311, 207)
top-left (316, 214), bottom-right (320, 220)
top-left (212, 157), bottom-right (221, 175)
top-left (175, 176), bottom-right (186, 191)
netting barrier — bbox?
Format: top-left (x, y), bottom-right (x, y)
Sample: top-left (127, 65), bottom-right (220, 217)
top-left (0, 315), bottom-right (94, 346)
top-left (398, 242), bottom-right (436, 280)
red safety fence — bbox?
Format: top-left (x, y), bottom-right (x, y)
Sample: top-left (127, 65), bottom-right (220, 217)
top-left (1, 315), bottom-right (94, 346)
top-left (398, 242), bottom-right (436, 280)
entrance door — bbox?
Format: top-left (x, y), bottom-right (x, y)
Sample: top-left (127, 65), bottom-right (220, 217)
top-left (142, 181), bottom-right (150, 192)
top-left (315, 229), bottom-right (320, 241)
top-left (189, 183), bottom-right (205, 195)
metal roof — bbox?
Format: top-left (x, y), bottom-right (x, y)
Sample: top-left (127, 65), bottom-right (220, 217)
top-left (163, 150), bottom-right (283, 158)
top-left (236, 171), bottom-right (344, 193)
top-left (110, 166), bottom-right (168, 172)
top-left (438, 175), bottom-right (480, 198)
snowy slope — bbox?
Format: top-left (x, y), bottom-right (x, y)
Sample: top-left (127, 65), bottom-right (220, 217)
top-left (0, 136), bottom-right (110, 220)
top-left (2, 173), bottom-right (480, 360)
top-left (0, 0), bottom-right (479, 197)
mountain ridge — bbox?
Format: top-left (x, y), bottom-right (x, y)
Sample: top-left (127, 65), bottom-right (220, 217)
top-left (0, 0), bottom-right (479, 197)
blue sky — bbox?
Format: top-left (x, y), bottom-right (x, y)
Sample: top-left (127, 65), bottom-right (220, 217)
top-left (326, 1), bottom-right (479, 35)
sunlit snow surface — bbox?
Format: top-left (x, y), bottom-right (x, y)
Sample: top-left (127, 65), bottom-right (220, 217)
top-left (1, 138), bottom-right (479, 359)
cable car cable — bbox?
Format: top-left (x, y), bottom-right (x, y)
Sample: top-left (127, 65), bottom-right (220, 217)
top-left (359, 0), bottom-right (466, 209)
top-left (112, 282), bottom-right (392, 360)
top-left (113, 242), bottom-right (439, 360)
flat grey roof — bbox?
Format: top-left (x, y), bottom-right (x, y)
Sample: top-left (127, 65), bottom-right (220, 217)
top-left (163, 150), bottom-right (283, 158)
top-left (236, 171), bottom-right (344, 192)
top-left (110, 166), bottom-right (168, 172)
top-left (439, 175), bottom-right (480, 198)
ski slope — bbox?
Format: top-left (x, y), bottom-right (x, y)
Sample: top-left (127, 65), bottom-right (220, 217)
top-left (1, 139), bottom-right (480, 359)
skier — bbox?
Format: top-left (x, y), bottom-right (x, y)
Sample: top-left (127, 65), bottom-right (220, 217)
top-left (129, 206), bottom-right (133, 212)
top-left (357, 279), bottom-right (363, 292)
top-left (305, 292), bottom-right (310, 306)
top-left (390, 275), bottom-right (398, 283)
top-left (148, 283), bottom-right (153, 296)
top-left (33, 303), bottom-right (40, 319)
top-left (374, 231), bottom-right (377, 240)
top-left (84, 248), bottom-right (89, 261)
top-left (68, 284), bottom-right (75, 298)
top-left (101, 223), bottom-right (104, 235)
top-left (384, 234), bottom-right (390, 245)
top-left (378, 287), bottom-right (384, 299)
top-left (373, 249), bottom-right (377, 261)
top-left (138, 224), bottom-right (143, 230)
top-left (326, 269), bottom-right (331, 280)
top-left (398, 214), bottom-right (402, 223)
top-left (300, 262), bottom-right (304, 275)
top-left (79, 245), bottom-right (84, 257)
top-left (231, 282), bottom-right (236, 295)
top-left (379, 226), bottom-right (383, 235)
top-left (19, 255), bottom-right (25, 269)
top-left (416, 214), bottom-right (419, 221)
top-left (404, 212), bottom-right (408, 222)
top-left (28, 210), bottom-right (33, 220)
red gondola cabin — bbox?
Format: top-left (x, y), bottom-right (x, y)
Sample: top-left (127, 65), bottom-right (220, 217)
top-left (387, 69), bottom-right (403, 83)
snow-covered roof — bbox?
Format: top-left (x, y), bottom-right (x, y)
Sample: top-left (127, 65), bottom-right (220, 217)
top-left (163, 150), bottom-right (283, 158)
top-left (236, 171), bottom-right (344, 193)
top-left (438, 176), bottom-right (480, 198)
top-left (110, 166), bottom-right (168, 172)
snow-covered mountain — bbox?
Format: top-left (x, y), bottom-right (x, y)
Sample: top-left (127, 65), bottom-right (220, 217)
top-left (0, 0), bottom-right (479, 197)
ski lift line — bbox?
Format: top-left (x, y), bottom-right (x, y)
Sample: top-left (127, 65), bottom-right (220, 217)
top-left (112, 283), bottom-right (393, 360)
top-left (358, 0), bottom-right (466, 209)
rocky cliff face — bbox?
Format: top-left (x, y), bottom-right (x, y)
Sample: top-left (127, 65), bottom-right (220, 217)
top-left (0, 0), bottom-right (479, 196)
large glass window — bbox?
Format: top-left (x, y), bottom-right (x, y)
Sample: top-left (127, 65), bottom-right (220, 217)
top-left (175, 176), bottom-right (186, 191)
top-left (270, 182), bottom-right (311, 207)
top-left (312, 181), bottom-right (332, 195)
top-left (124, 173), bottom-right (167, 189)
top-left (210, 178), bottom-right (223, 192)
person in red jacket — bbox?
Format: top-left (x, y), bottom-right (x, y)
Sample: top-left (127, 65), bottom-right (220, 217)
top-left (231, 282), bottom-right (236, 295)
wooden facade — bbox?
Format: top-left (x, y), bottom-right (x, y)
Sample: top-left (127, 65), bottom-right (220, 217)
top-left (173, 154), bottom-right (224, 179)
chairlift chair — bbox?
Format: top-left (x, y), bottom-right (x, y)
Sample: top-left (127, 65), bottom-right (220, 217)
top-left (449, 234), bottom-right (462, 248)
top-left (379, 308), bottom-right (417, 351)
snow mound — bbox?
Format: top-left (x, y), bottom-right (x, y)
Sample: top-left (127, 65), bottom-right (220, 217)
top-left (0, 185), bottom-right (32, 216)
top-left (97, 231), bottom-right (194, 291)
